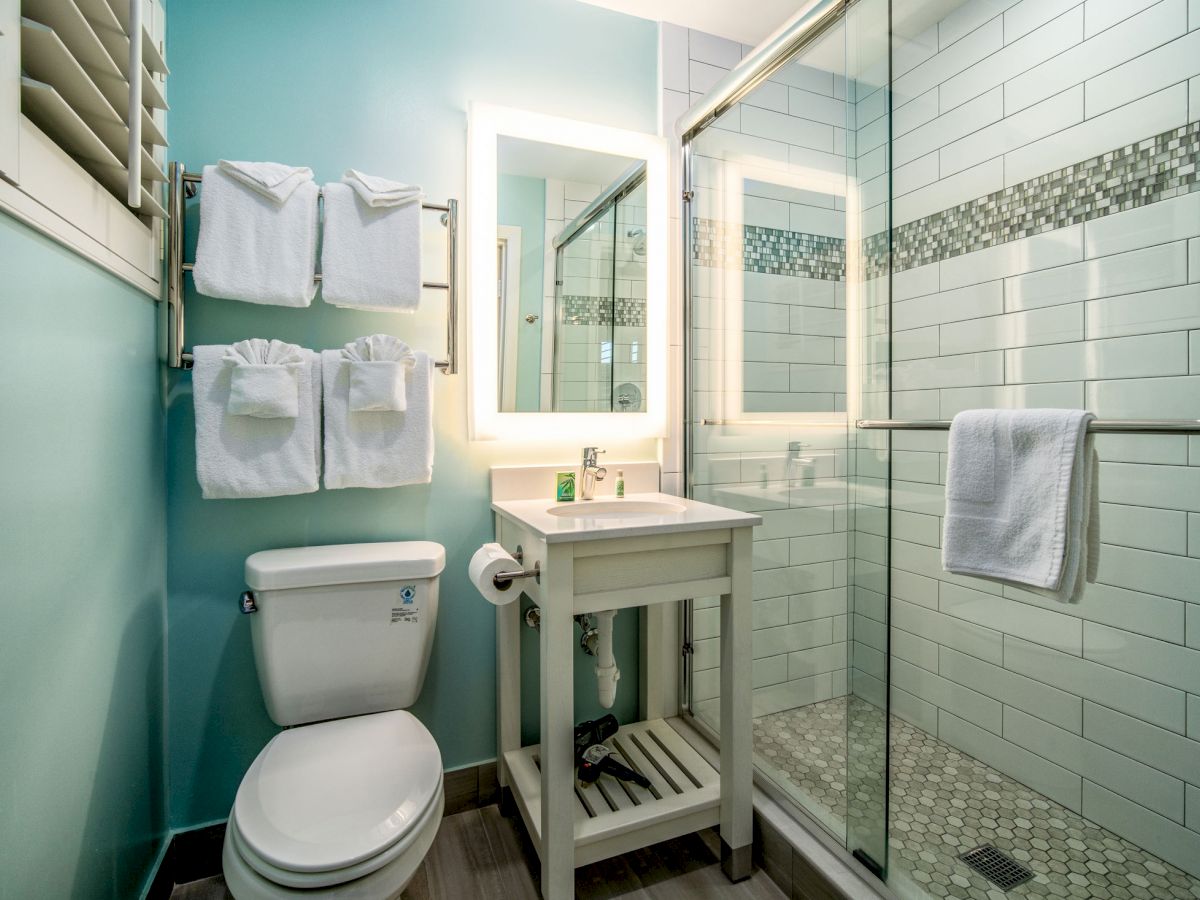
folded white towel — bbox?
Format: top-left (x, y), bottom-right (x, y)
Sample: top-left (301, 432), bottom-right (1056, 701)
top-left (942, 409), bottom-right (1099, 602)
top-left (319, 180), bottom-right (422, 311)
top-left (342, 169), bottom-right (423, 207)
top-left (192, 164), bottom-right (320, 307)
top-left (322, 348), bottom-right (433, 490)
top-left (224, 339), bottom-right (305, 418)
top-left (218, 160), bottom-right (314, 203)
top-left (341, 334), bottom-right (415, 412)
top-left (192, 344), bottom-right (322, 499)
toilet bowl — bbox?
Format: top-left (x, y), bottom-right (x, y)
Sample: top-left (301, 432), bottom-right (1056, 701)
top-left (223, 710), bottom-right (444, 899)
top-left (223, 542), bottom-right (447, 899)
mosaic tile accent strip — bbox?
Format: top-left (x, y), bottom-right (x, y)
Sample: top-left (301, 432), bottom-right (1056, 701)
top-left (693, 120), bottom-right (1200, 283)
top-left (874, 119), bottom-right (1200, 277)
top-left (560, 295), bottom-right (646, 327)
top-left (692, 219), bottom-right (846, 280)
top-left (753, 697), bottom-right (1200, 900)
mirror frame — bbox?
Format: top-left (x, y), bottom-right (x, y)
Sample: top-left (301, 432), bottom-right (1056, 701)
top-left (467, 102), bottom-right (669, 440)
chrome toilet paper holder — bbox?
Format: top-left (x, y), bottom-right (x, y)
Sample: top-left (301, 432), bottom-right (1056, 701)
top-left (492, 545), bottom-right (541, 590)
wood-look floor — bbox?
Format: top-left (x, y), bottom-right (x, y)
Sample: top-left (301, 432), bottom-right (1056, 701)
top-left (169, 806), bottom-right (786, 900)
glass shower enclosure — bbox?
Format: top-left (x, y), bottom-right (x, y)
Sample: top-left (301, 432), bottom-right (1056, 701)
top-left (682, 0), bottom-right (1200, 897)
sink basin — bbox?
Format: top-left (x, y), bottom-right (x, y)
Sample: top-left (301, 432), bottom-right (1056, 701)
top-left (546, 499), bottom-right (687, 520)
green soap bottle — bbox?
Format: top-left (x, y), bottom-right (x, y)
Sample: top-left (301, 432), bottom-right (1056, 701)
top-left (616, 470), bottom-right (625, 498)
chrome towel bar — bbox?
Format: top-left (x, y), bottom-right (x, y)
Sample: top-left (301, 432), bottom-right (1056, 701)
top-left (165, 162), bottom-right (459, 373)
top-left (856, 419), bottom-right (1200, 435)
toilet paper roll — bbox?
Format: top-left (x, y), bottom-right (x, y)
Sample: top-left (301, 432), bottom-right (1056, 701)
top-left (469, 542), bottom-right (521, 606)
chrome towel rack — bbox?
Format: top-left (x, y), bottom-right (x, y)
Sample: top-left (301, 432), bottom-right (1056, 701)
top-left (857, 419), bottom-right (1200, 435)
top-left (165, 161), bottom-right (459, 372)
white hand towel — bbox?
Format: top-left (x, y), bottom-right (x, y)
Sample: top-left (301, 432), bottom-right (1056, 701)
top-left (192, 344), bottom-right (322, 499)
top-left (322, 348), bottom-right (433, 490)
top-left (341, 334), bottom-right (416, 412)
top-left (192, 164), bottom-right (320, 307)
top-left (218, 160), bottom-right (314, 203)
top-left (942, 409), bottom-right (1099, 602)
top-left (224, 339), bottom-right (305, 418)
top-left (319, 180), bottom-right (422, 311)
top-left (342, 169), bottom-right (423, 207)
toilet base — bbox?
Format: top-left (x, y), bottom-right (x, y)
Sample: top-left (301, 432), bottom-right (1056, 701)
top-left (222, 789), bottom-right (444, 899)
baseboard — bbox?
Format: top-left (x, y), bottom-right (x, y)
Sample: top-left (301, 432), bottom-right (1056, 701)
top-left (443, 760), bottom-right (500, 816)
top-left (143, 762), bottom-right (500, 893)
top-left (142, 822), bottom-right (226, 900)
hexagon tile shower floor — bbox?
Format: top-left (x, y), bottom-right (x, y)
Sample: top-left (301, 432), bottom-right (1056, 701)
top-left (753, 698), bottom-right (1200, 900)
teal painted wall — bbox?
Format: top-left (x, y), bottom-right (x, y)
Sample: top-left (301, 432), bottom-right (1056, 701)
top-left (498, 174), bottom-right (546, 411)
top-left (0, 216), bottom-right (167, 898)
top-left (166, 0), bottom-right (659, 828)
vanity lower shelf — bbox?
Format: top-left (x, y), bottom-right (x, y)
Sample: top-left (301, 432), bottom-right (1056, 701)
top-left (504, 717), bottom-right (720, 867)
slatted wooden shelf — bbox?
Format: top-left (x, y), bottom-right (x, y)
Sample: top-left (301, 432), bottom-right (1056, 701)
top-left (504, 718), bottom-right (720, 868)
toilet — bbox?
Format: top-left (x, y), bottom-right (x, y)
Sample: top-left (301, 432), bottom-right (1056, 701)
top-left (222, 541), bottom-right (447, 899)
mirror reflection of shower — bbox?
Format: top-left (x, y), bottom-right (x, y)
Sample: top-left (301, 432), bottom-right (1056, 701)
top-left (551, 162), bottom-right (648, 412)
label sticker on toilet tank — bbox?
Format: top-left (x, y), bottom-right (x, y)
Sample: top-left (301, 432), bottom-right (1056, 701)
top-left (400, 586), bottom-right (416, 603)
top-left (390, 607), bottom-right (419, 624)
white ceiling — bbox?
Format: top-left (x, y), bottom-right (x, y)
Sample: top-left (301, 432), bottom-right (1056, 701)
top-left (578, 0), bottom-right (968, 53)
top-left (577, 0), bottom-right (801, 45)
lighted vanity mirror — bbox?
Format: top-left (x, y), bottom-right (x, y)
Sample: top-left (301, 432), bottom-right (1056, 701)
top-left (467, 104), bottom-right (668, 441)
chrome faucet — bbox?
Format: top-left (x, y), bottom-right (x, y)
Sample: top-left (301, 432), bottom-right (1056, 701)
top-left (580, 447), bottom-right (607, 501)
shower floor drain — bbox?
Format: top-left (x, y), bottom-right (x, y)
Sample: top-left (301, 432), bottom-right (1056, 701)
top-left (958, 844), bottom-right (1035, 891)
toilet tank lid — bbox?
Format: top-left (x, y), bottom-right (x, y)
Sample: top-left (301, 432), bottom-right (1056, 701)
top-left (246, 542), bottom-right (446, 590)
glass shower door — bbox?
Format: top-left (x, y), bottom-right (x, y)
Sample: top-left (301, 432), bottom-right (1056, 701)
top-left (684, 0), bottom-right (892, 873)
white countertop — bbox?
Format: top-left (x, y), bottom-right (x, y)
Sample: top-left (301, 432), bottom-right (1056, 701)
top-left (491, 492), bottom-right (762, 544)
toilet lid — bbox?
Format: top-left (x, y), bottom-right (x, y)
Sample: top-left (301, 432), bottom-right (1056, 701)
top-left (233, 710), bottom-right (442, 873)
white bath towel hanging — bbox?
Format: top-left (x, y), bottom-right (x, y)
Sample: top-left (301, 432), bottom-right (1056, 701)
top-left (192, 164), bottom-right (320, 307)
top-left (191, 344), bottom-right (322, 499)
top-left (322, 345), bottom-right (433, 490)
top-left (942, 409), bottom-right (1099, 602)
top-left (319, 173), bottom-right (422, 311)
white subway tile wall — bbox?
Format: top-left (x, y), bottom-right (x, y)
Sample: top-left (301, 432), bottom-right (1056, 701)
top-left (879, 0), bottom-right (1200, 876)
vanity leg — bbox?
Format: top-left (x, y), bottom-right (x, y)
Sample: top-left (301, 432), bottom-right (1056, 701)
top-left (496, 595), bottom-right (521, 811)
top-left (539, 548), bottom-right (575, 900)
top-left (720, 526), bottom-right (753, 882)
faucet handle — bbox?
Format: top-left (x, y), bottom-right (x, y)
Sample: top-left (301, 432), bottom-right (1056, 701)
top-left (582, 446), bottom-right (606, 465)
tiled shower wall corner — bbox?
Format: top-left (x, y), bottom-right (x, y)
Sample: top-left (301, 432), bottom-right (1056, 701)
top-left (549, 179), bottom-right (649, 411)
top-left (674, 25), bottom-right (858, 718)
top-left (878, 0), bottom-right (1200, 878)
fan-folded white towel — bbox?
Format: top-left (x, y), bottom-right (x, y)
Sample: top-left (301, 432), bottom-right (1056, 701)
top-left (217, 160), bottom-right (314, 203)
top-left (192, 164), bottom-right (319, 307)
top-left (942, 409), bottom-right (1099, 602)
top-left (192, 344), bottom-right (322, 499)
top-left (342, 169), bottom-right (423, 207)
top-left (223, 338), bottom-right (305, 418)
top-left (322, 347), bottom-right (433, 489)
top-left (341, 334), bottom-right (415, 412)
top-left (320, 177), bottom-right (422, 311)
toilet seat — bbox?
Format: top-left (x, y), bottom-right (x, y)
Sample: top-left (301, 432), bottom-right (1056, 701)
top-left (232, 710), bottom-right (442, 887)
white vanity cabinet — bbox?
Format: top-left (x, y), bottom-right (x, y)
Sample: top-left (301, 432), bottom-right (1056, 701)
top-left (491, 491), bottom-right (760, 900)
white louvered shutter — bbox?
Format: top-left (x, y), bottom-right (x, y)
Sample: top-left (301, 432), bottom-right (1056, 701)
top-left (18, 0), bottom-right (167, 219)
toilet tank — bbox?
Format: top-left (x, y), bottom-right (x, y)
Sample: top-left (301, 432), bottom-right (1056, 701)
top-left (244, 542), bottom-right (445, 726)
